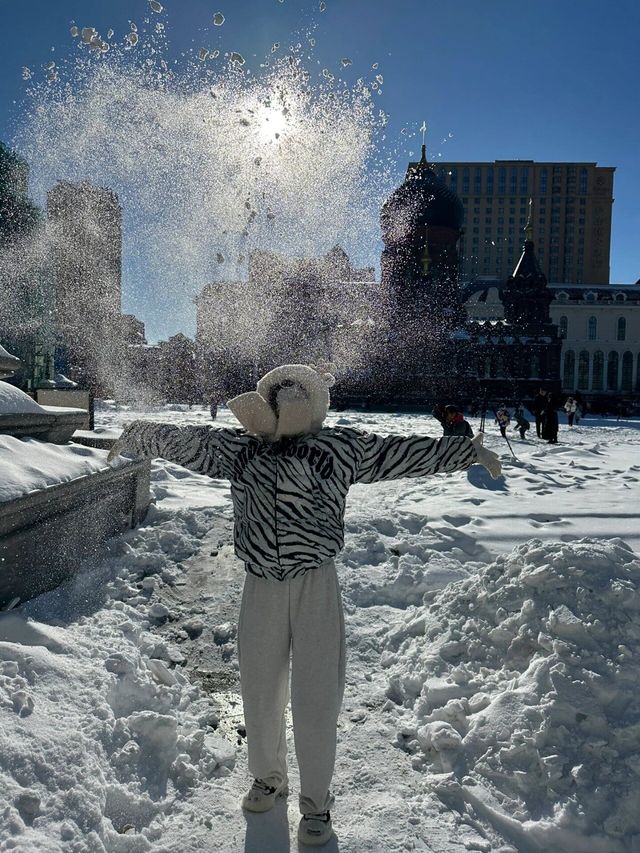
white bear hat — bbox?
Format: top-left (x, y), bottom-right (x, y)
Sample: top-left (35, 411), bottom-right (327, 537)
top-left (228, 362), bottom-right (336, 439)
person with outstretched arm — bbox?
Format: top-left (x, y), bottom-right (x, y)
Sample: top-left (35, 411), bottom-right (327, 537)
top-left (108, 363), bottom-right (501, 847)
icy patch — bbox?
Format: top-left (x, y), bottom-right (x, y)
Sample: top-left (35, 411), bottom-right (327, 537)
top-left (383, 538), bottom-right (640, 852)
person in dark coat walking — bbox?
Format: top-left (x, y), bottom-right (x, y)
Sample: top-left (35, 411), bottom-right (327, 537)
top-left (541, 395), bottom-right (559, 443)
top-left (530, 388), bottom-right (547, 438)
top-left (513, 411), bottom-right (531, 439)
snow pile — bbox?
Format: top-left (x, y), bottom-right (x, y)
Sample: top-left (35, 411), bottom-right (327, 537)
top-left (0, 382), bottom-right (47, 416)
top-left (0, 501), bottom-right (235, 851)
top-left (0, 436), bottom-right (124, 503)
top-left (383, 538), bottom-right (640, 852)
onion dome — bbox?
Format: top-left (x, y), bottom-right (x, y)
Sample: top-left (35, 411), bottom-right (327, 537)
top-left (381, 145), bottom-right (464, 236)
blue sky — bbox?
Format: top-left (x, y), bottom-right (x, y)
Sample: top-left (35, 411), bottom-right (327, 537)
top-left (1, 0), bottom-right (638, 341)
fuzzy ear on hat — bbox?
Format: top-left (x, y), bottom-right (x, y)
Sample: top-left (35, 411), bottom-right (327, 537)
top-left (227, 391), bottom-right (277, 436)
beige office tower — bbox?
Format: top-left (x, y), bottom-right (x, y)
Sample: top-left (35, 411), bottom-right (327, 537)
top-left (434, 161), bottom-right (614, 284)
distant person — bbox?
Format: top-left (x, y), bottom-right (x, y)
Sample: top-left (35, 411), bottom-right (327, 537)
top-left (542, 395), bottom-right (559, 444)
top-left (210, 400), bottom-right (218, 420)
top-left (513, 411), bottom-right (531, 440)
top-left (495, 406), bottom-right (511, 438)
top-left (438, 404), bottom-right (474, 438)
top-left (564, 396), bottom-right (578, 426)
top-left (530, 388), bottom-right (547, 438)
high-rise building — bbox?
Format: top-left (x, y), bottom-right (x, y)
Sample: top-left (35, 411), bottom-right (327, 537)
top-left (0, 141), bottom-right (52, 392)
top-left (47, 180), bottom-right (122, 324)
top-left (434, 161), bottom-right (614, 285)
top-left (47, 180), bottom-right (124, 393)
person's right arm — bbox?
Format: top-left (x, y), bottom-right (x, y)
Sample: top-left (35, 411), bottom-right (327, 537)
top-left (107, 420), bottom-right (243, 479)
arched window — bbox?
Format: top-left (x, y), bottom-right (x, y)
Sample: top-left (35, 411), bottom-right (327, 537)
top-left (617, 317), bottom-right (626, 341)
top-left (559, 315), bottom-right (568, 339)
top-left (578, 350), bottom-right (590, 389)
top-left (592, 351), bottom-right (604, 391)
top-left (607, 351), bottom-right (619, 391)
top-left (588, 316), bottom-right (597, 340)
top-left (621, 352), bottom-right (633, 391)
top-left (563, 350), bottom-right (575, 389)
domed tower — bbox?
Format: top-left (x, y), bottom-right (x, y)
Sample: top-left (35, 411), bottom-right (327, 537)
top-left (381, 144), bottom-right (465, 328)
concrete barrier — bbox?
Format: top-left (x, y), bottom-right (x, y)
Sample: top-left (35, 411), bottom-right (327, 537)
top-left (0, 459), bottom-right (151, 608)
top-left (36, 389), bottom-right (93, 429)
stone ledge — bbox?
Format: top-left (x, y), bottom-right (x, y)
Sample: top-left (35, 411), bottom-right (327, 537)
top-left (0, 459), bottom-right (151, 607)
top-left (0, 408), bottom-right (88, 444)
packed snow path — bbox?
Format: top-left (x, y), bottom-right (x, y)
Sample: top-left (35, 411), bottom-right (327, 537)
top-left (1, 405), bottom-right (639, 851)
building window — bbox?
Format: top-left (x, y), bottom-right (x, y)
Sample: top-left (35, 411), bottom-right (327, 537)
top-left (579, 168), bottom-right (588, 194)
top-left (621, 351), bottom-right (633, 392)
top-left (540, 168), bottom-right (548, 194)
top-left (615, 292), bottom-right (626, 303)
top-left (588, 316), bottom-right (597, 340)
top-left (563, 350), bottom-right (575, 389)
top-left (592, 351), bottom-right (604, 390)
top-left (559, 315), bottom-right (568, 338)
top-left (617, 317), bottom-right (626, 341)
top-left (578, 350), bottom-right (589, 389)
top-left (607, 351), bottom-right (619, 391)
top-left (637, 354), bottom-right (640, 392)
top-left (531, 353), bottom-right (541, 378)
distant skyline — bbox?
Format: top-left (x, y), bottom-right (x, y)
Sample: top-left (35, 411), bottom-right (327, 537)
top-left (1, 0), bottom-right (638, 342)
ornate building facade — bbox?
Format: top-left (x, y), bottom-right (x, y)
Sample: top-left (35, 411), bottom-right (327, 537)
top-left (196, 150), bottom-right (640, 407)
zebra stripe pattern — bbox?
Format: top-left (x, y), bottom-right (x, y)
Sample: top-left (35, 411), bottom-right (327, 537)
top-left (118, 421), bottom-right (477, 581)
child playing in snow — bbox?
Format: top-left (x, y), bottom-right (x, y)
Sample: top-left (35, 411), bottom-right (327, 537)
top-left (433, 404), bottom-right (474, 438)
top-left (108, 364), bottom-right (501, 847)
top-left (495, 406), bottom-right (511, 438)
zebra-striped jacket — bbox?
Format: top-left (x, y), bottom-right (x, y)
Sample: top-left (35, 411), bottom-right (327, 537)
top-left (117, 421), bottom-right (477, 581)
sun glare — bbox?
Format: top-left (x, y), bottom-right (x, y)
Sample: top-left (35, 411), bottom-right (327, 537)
top-left (256, 105), bottom-right (289, 142)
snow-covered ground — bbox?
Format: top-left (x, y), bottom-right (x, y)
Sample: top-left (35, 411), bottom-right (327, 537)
top-left (1, 405), bottom-right (639, 852)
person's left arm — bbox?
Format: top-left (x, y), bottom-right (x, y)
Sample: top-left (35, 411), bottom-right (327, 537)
top-left (352, 431), bottom-right (478, 484)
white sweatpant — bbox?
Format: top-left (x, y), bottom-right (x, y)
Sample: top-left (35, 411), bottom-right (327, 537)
top-left (237, 560), bottom-right (346, 815)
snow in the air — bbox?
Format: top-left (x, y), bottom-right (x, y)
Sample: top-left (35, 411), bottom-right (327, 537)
top-left (1, 405), bottom-right (639, 852)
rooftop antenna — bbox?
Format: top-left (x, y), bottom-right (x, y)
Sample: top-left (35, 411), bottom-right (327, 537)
top-left (419, 120), bottom-right (427, 162)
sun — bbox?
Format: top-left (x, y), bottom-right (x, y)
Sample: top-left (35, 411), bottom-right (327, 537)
top-left (256, 105), bottom-right (289, 142)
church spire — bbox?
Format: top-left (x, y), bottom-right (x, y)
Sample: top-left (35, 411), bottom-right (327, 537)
top-left (419, 120), bottom-right (427, 164)
top-left (524, 197), bottom-right (534, 243)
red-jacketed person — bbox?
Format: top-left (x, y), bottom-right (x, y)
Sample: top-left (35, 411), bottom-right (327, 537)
top-left (108, 364), bottom-right (501, 847)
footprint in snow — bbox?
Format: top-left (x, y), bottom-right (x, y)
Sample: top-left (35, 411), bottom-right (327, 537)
top-left (12, 690), bottom-right (35, 717)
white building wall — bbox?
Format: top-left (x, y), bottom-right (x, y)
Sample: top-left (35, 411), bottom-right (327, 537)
top-left (463, 284), bottom-right (640, 395)
top-left (550, 300), bottom-right (640, 393)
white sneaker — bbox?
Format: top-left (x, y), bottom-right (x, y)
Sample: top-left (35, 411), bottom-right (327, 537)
top-left (241, 778), bottom-right (289, 813)
top-left (298, 811), bottom-right (333, 846)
